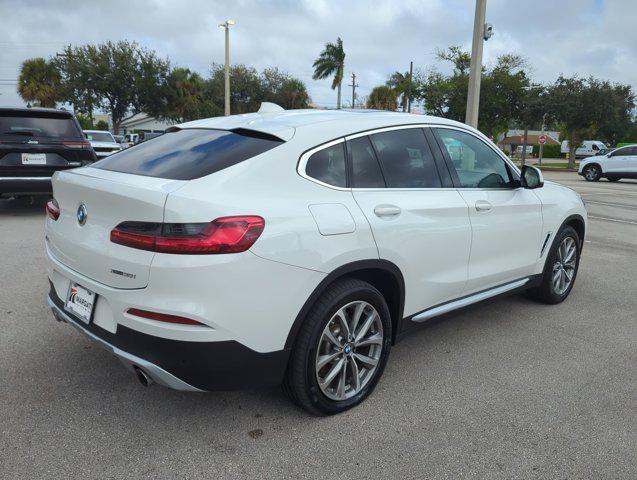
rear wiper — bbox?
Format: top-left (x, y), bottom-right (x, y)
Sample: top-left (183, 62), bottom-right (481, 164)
top-left (2, 131), bottom-right (34, 136)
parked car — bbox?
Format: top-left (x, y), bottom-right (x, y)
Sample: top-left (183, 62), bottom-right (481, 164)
top-left (113, 134), bottom-right (129, 149)
top-left (0, 107), bottom-right (96, 197)
top-left (138, 131), bottom-right (163, 142)
top-left (83, 130), bottom-right (123, 158)
top-left (578, 144), bottom-right (637, 181)
top-left (123, 133), bottom-right (139, 146)
top-left (45, 108), bottom-right (587, 414)
top-left (561, 140), bottom-right (607, 157)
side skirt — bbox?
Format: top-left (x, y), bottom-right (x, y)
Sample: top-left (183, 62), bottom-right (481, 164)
top-left (396, 274), bottom-right (542, 341)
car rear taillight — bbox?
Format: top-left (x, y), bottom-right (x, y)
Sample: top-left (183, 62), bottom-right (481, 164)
top-left (110, 216), bottom-right (265, 254)
top-left (62, 141), bottom-right (91, 149)
top-left (126, 308), bottom-right (206, 326)
top-left (46, 199), bottom-right (60, 220)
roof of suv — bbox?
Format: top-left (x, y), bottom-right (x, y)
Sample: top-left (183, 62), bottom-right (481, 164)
top-left (177, 109), bottom-right (466, 142)
top-left (0, 106), bottom-right (73, 116)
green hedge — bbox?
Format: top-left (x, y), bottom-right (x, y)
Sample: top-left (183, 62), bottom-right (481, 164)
top-left (532, 144), bottom-right (561, 158)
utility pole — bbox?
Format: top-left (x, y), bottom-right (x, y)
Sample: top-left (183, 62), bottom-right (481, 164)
top-left (218, 20), bottom-right (235, 116)
top-left (407, 61), bottom-right (413, 113)
top-left (465, 0), bottom-right (488, 127)
top-left (538, 112), bottom-right (547, 166)
top-left (348, 73), bottom-right (359, 108)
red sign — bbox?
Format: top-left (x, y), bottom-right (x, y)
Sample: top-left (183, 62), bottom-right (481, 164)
top-left (539, 135), bottom-right (547, 145)
top-left (520, 136), bottom-right (525, 143)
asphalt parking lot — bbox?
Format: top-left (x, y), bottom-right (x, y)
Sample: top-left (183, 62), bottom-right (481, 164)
top-left (1, 171), bottom-right (635, 479)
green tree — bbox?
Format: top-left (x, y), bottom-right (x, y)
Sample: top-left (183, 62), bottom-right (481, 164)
top-left (312, 37), bottom-right (345, 109)
top-left (159, 68), bottom-right (208, 122)
top-left (386, 71), bottom-right (421, 112)
top-left (261, 68), bottom-right (310, 109)
top-left (95, 120), bottom-right (109, 130)
top-left (17, 57), bottom-right (61, 107)
top-left (421, 47), bottom-right (531, 139)
top-left (547, 76), bottom-right (634, 167)
top-left (366, 85), bottom-right (397, 110)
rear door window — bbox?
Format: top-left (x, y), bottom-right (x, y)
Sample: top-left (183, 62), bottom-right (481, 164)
top-left (0, 111), bottom-right (82, 140)
top-left (95, 128), bottom-right (283, 180)
top-left (347, 136), bottom-right (385, 188)
top-left (369, 128), bottom-right (441, 188)
top-left (305, 142), bottom-right (347, 187)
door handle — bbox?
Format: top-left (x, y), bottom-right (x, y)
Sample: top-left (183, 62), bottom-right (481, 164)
top-left (475, 200), bottom-right (493, 212)
top-left (374, 204), bottom-right (401, 218)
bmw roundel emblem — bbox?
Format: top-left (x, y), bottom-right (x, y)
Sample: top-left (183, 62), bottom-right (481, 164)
top-left (77, 204), bottom-right (87, 226)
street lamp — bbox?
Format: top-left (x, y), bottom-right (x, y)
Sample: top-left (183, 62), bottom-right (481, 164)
top-left (218, 20), bottom-right (235, 116)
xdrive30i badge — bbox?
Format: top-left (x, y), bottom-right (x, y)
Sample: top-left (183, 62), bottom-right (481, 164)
top-left (76, 204), bottom-right (87, 226)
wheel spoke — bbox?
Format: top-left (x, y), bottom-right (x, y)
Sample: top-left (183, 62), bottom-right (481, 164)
top-left (323, 328), bottom-right (342, 349)
top-left (317, 350), bottom-right (341, 370)
top-left (354, 312), bottom-right (377, 344)
top-left (320, 358), bottom-right (345, 387)
top-left (336, 360), bottom-right (347, 398)
top-left (564, 244), bottom-right (576, 263)
top-left (349, 356), bottom-right (361, 392)
top-left (353, 352), bottom-right (378, 368)
top-left (355, 332), bottom-right (383, 348)
top-left (335, 309), bottom-right (351, 339)
top-left (350, 302), bottom-right (366, 336)
top-left (563, 268), bottom-right (573, 282)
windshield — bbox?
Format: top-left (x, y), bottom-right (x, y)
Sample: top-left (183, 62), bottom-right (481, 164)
top-left (0, 112), bottom-right (81, 140)
top-left (85, 131), bottom-right (115, 143)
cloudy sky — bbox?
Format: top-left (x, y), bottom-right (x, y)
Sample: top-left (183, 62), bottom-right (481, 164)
top-left (0, 0), bottom-right (633, 110)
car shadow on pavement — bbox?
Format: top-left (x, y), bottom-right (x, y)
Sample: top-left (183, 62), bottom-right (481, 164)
top-left (0, 196), bottom-right (49, 217)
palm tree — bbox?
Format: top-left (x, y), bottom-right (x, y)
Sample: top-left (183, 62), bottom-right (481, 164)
top-left (386, 71), bottom-right (411, 112)
top-left (312, 37), bottom-right (345, 109)
top-left (18, 58), bottom-right (61, 107)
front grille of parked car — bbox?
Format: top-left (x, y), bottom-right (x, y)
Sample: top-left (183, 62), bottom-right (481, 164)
top-left (93, 147), bottom-right (118, 153)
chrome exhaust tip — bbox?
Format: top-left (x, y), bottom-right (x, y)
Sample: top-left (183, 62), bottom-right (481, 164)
top-left (133, 366), bottom-right (154, 387)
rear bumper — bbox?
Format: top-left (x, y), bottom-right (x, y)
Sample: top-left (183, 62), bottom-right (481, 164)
top-left (0, 176), bottom-right (52, 194)
top-left (48, 283), bottom-right (290, 391)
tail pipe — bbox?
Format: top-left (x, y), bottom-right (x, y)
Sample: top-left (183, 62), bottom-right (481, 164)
top-left (133, 366), bottom-right (154, 387)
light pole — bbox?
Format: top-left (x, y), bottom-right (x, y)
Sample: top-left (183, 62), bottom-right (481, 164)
top-left (465, 0), bottom-right (490, 128)
top-left (218, 20), bottom-right (235, 116)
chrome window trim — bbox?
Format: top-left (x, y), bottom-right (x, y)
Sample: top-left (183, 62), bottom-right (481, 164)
top-left (296, 122), bottom-right (522, 191)
top-left (297, 137), bottom-right (350, 191)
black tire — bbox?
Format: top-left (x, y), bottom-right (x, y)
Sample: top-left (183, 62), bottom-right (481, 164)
top-left (607, 177), bottom-right (621, 182)
top-left (283, 278), bottom-right (392, 415)
top-left (527, 225), bottom-right (581, 304)
top-left (582, 164), bottom-right (601, 181)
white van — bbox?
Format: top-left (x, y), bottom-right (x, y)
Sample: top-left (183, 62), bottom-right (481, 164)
top-left (561, 140), bottom-right (608, 157)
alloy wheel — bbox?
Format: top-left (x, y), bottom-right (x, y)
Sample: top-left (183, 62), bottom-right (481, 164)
top-left (584, 166), bottom-right (599, 181)
top-left (551, 237), bottom-right (577, 295)
top-left (315, 300), bottom-right (384, 401)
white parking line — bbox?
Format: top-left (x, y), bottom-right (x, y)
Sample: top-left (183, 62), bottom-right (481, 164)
top-left (588, 215), bottom-right (637, 225)
top-left (585, 201), bottom-right (637, 210)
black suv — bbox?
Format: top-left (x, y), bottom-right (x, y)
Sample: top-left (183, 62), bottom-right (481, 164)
top-left (0, 107), bottom-right (97, 196)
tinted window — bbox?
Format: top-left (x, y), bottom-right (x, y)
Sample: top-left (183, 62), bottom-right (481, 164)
top-left (95, 128), bottom-right (283, 180)
top-left (369, 129), bottom-right (441, 188)
top-left (0, 111), bottom-right (81, 140)
top-left (436, 128), bottom-right (514, 188)
top-left (305, 143), bottom-right (347, 187)
top-left (85, 131), bottom-right (115, 142)
top-left (611, 146), bottom-right (636, 157)
top-left (347, 136), bottom-right (385, 188)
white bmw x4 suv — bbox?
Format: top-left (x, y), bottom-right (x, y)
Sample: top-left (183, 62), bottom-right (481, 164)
top-left (45, 107), bottom-right (587, 415)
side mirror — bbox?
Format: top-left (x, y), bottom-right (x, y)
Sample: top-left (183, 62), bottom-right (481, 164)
top-left (521, 165), bottom-right (544, 189)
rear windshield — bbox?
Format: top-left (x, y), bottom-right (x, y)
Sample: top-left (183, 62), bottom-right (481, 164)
top-left (0, 111), bottom-right (81, 140)
top-left (94, 128), bottom-right (284, 180)
top-left (85, 131), bottom-right (114, 142)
